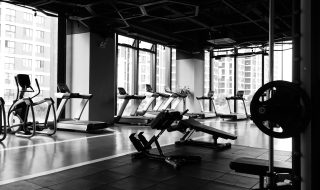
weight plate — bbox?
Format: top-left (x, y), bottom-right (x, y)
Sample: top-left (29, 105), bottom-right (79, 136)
top-left (250, 81), bottom-right (311, 138)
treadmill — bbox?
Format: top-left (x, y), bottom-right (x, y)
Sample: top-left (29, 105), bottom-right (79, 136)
top-left (114, 87), bottom-right (157, 125)
top-left (55, 84), bottom-right (109, 132)
top-left (144, 84), bottom-right (171, 115)
top-left (219, 90), bottom-right (250, 121)
top-left (193, 91), bottom-right (218, 119)
top-left (162, 87), bottom-right (187, 111)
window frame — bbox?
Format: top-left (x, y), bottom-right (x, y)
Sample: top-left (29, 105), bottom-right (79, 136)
top-left (115, 34), bottom-right (177, 113)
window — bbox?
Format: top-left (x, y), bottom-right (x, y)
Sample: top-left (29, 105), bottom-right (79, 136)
top-left (138, 50), bottom-right (153, 94)
top-left (4, 57), bottom-right (15, 69)
top-left (212, 51), bottom-right (234, 114)
top-left (156, 44), bottom-right (171, 93)
top-left (263, 41), bottom-right (292, 83)
top-left (117, 37), bottom-right (134, 113)
top-left (236, 49), bottom-right (263, 114)
top-left (35, 60), bottom-right (44, 70)
top-left (24, 28), bottom-right (33, 38)
top-left (203, 51), bottom-right (210, 111)
top-left (274, 41), bottom-right (292, 81)
top-left (5, 40), bottom-right (15, 53)
top-left (23, 12), bottom-right (33, 21)
top-left (36, 45), bottom-right (44, 54)
top-left (35, 75), bottom-right (44, 84)
top-left (5, 24), bottom-right (15, 38)
top-left (139, 41), bottom-right (153, 49)
top-left (116, 35), bottom-right (175, 114)
top-left (6, 8), bottom-right (15, 22)
top-left (36, 16), bottom-right (44, 25)
top-left (22, 58), bottom-right (32, 68)
top-left (117, 45), bottom-right (134, 94)
top-left (171, 48), bottom-right (177, 92)
top-left (4, 73), bottom-right (14, 84)
top-left (4, 89), bottom-right (15, 101)
top-left (118, 35), bottom-right (135, 45)
top-left (35, 30), bottom-right (44, 39)
top-left (0, 2), bottom-right (58, 117)
top-left (23, 43), bottom-right (33, 52)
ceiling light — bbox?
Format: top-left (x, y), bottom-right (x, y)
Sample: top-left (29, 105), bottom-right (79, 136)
top-left (207, 38), bottom-right (236, 45)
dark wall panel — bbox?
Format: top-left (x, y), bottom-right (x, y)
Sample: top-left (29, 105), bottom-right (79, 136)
top-left (89, 33), bottom-right (116, 123)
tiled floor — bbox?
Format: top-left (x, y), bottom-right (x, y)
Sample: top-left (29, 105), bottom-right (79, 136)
top-left (0, 117), bottom-right (292, 189)
top-left (0, 145), bottom-right (292, 190)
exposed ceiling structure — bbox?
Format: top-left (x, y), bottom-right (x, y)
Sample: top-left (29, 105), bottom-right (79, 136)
top-left (5, 0), bottom-right (293, 52)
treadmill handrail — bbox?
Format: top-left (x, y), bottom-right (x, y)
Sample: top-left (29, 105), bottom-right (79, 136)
top-left (157, 92), bottom-right (171, 98)
top-left (144, 91), bottom-right (160, 98)
top-left (55, 92), bottom-right (93, 99)
top-left (196, 96), bottom-right (213, 100)
top-left (226, 96), bottom-right (245, 100)
top-left (118, 94), bottom-right (146, 100)
top-left (175, 93), bottom-right (188, 98)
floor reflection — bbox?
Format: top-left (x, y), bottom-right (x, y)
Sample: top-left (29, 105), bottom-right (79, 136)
top-left (0, 117), bottom-right (292, 184)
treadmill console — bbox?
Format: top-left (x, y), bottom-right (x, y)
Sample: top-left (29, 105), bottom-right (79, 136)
top-left (236, 91), bottom-right (244, 98)
top-left (118, 87), bottom-right (128, 95)
top-left (165, 87), bottom-right (172, 93)
top-left (146, 84), bottom-right (153, 92)
top-left (207, 91), bottom-right (214, 97)
top-left (58, 83), bottom-right (71, 93)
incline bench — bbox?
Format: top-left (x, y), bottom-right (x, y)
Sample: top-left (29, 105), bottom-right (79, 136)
top-left (171, 118), bottom-right (237, 150)
top-left (230, 157), bottom-right (292, 189)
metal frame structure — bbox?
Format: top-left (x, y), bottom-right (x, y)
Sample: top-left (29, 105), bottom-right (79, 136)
top-left (205, 38), bottom-right (292, 114)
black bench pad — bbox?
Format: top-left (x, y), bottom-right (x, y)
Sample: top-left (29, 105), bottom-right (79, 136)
top-left (180, 118), bottom-right (237, 140)
top-left (230, 157), bottom-right (292, 176)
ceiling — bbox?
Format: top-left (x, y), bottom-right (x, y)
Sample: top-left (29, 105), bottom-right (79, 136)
top-left (5, 0), bottom-right (293, 52)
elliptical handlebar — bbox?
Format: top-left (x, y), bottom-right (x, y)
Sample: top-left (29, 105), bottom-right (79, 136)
top-left (14, 76), bottom-right (20, 100)
top-left (31, 78), bottom-right (41, 99)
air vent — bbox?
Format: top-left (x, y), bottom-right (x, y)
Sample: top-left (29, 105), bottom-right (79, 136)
top-left (207, 38), bottom-right (236, 45)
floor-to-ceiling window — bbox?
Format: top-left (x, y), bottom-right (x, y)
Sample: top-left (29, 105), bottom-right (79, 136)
top-left (171, 48), bottom-right (177, 92)
top-left (116, 34), bottom-right (176, 114)
top-left (203, 51), bottom-right (210, 111)
top-left (205, 42), bottom-right (292, 115)
top-left (212, 49), bottom-right (234, 114)
top-left (138, 41), bottom-right (154, 95)
top-left (116, 35), bottom-right (135, 113)
top-left (0, 2), bottom-right (57, 119)
top-left (236, 48), bottom-right (263, 114)
top-left (156, 44), bottom-right (171, 93)
top-left (117, 36), bottom-right (134, 94)
top-left (274, 41), bottom-right (292, 81)
top-left (264, 41), bottom-right (292, 83)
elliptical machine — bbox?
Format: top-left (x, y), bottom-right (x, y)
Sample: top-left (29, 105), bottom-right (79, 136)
top-left (0, 97), bottom-right (6, 142)
top-left (7, 74), bottom-right (57, 138)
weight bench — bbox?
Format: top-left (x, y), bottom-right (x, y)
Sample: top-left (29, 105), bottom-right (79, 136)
top-left (129, 111), bottom-right (201, 169)
top-left (230, 157), bottom-right (292, 189)
top-left (172, 118), bottom-right (237, 150)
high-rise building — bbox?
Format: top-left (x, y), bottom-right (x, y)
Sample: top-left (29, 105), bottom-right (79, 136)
top-left (0, 2), bottom-right (57, 112)
top-left (204, 46), bottom-right (291, 113)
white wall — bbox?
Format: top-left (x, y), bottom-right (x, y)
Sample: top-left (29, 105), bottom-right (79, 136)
top-left (66, 32), bottom-right (90, 120)
top-left (176, 57), bottom-right (204, 113)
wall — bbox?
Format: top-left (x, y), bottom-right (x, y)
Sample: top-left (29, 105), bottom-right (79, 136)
top-left (176, 50), bottom-right (204, 113)
top-left (89, 33), bottom-right (115, 123)
top-left (66, 32), bottom-right (90, 120)
top-left (66, 28), bottom-right (116, 123)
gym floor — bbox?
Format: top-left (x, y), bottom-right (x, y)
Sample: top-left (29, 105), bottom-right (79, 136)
top-left (0, 118), bottom-right (292, 189)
